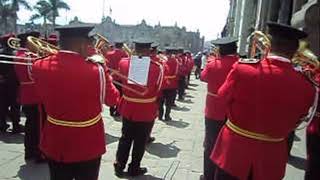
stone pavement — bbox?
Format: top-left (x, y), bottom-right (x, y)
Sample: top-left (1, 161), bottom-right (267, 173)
top-left (0, 77), bottom-right (307, 180)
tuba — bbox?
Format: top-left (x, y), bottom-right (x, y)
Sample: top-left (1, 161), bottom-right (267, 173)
top-left (27, 36), bottom-right (59, 57)
top-left (292, 40), bottom-right (320, 86)
top-left (249, 31), bottom-right (271, 60)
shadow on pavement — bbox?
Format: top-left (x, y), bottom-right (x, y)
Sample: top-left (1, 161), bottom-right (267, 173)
top-left (188, 83), bottom-right (199, 87)
top-left (17, 163), bottom-right (49, 180)
top-left (0, 132), bottom-right (24, 144)
top-left (185, 94), bottom-right (194, 98)
top-left (187, 87), bottom-right (197, 91)
top-left (123, 175), bottom-right (163, 180)
top-left (294, 134), bottom-right (301, 141)
top-left (105, 133), bottom-right (120, 145)
top-left (287, 155), bottom-right (306, 170)
top-left (171, 106), bottom-right (190, 112)
top-left (164, 120), bottom-right (189, 129)
top-left (178, 99), bottom-right (193, 104)
top-left (146, 141), bottom-right (180, 158)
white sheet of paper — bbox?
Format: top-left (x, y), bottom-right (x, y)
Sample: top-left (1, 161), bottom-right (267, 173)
top-left (127, 55), bottom-right (151, 86)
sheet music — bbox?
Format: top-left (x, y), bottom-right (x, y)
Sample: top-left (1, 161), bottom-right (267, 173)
top-left (128, 55), bottom-right (151, 86)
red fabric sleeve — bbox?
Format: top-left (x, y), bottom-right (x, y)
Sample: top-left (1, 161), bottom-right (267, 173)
top-left (104, 70), bottom-right (120, 106)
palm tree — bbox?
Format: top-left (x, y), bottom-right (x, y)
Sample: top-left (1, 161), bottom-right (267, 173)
top-left (30, 0), bottom-right (52, 36)
top-left (47, 0), bottom-right (70, 28)
top-left (0, 0), bottom-right (14, 33)
top-left (11, 0), bottom-right (32, 33)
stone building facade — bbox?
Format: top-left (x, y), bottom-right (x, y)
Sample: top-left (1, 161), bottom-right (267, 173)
top-left (224, 0), bottom-right (319, 57)
top-left (90, 17), bottom-right (204, 53)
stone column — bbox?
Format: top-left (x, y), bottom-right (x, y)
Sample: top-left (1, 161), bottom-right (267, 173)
top-left (278, 0), bottom-right (294, 24)
top-left (237, 0), bottom-right (258, 55)
top-left (292, 0), bottom-right (306, 13)
top-left (267, 0), bottom-right (281, 22)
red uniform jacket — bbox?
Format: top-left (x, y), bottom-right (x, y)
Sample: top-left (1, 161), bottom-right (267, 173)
top-left (211, 55), bottom-right (315, 180)
top-left (200, 55), bottom-right (238, 120)
top-left (105, 49), bottom-right (128, 81)
top-left (14, 50), bottom-right (40, 105)
top-left (164, 56), bottom-right (179, 90)
top-left (186, 54), bottom-right (194, 73)
top-left (117, 56), bottom-right (163, 121)
top-left (32, 51), bottom-right (119, 163)
top-left (177, 55), bottom-right (189, 77)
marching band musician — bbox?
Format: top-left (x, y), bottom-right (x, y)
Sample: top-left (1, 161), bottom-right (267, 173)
top-left (47, 34), bottom-right (58, 46)
top-left (0, 33), bottom-right (22, 133)
top-left (105, 40), bottom-right (128, 117)
top-left (200, 37), bottom-right (239, 180)
top-left (32, 24), bottom-right (119, 180)
top-left (14, 31), bottom-right (44, 162)
top-left (177, 48), bottom-right (188, 101)
top-left (158, 47), bottom-right (179, 121)
top-left (185, 50), bottom-right (194, 88)
top-left (305, 73), bottom-right (320, 179)
top-left (114, 38), bottom-right (163, 177)
top-left (211, 22), bottom-right (316, 180)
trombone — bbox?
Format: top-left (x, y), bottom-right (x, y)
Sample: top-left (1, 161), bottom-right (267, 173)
top-left (0, 36), bottom-right (59, 65)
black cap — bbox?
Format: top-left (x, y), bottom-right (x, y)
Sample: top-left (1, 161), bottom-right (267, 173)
top-left (211, 37), bottom-right (238, 46)
top-left (165, 46), bottom-right (178, 54)
top-left (267, 22), bottom-right (307, 40)
top-left (184, 50), bottom-right (191, 54)
top-left (211, 37), bottom-right (238, 56)
top-left (55, 24), bottom-right (95, 39)
top-left (133, 38), bottom-right (153, 49)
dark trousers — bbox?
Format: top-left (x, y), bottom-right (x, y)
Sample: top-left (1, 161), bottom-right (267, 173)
top-left (204, 118), bottom-right (225, 180)
top-left (178, 76), bottom-right (186, 99)
top-left (159, 89), bottom-right (177, 119)
top-left (215, 166), bottom-right (253, 180)
top-left (186, 73), bottom-right (191, 88)
top-left (110, 83), bottom-right (122, 116)
top-left (116, 118), bottom-right (154, 169)
top-left (287, 131), bottom-right (295, 156)
top-left (0, 83), bottom-right (20, 130)
top-left (48, 157), bottom-right (101, 180)
top-left (195, 66), bottom-right (201, 79)
top-left (23, 104), bottom-right (40, 157)
top-left (305, 133), bottom-right (320, 180)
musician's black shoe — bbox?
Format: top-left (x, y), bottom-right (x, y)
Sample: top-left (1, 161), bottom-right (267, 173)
top-left (164, 116), bottom-right (172, 121)
top-left (128, 166), bottom-right (147, 177)
top-left (0, 124), bottom-right (10, 133)
top-left (147, 137), bottom-right (155, 144)
top-left (11, 124), bottom-right (24, 134)
top-left (114, 162), bottom-right (125, 177)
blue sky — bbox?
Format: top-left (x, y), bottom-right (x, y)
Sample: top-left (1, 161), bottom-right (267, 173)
top-left (18, 0), bottom-right (230, 40)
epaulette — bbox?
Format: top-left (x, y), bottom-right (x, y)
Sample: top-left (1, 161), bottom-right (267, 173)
top-left (238, 58), bottom-right (261, 64)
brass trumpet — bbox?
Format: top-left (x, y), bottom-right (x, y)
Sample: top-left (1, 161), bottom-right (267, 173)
top-left (122, 43), bottom-right (133, 56)
top-left (292, 40), bottom-right (319, 86)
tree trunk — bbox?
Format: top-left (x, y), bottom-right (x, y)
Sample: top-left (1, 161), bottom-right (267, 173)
top-left (4, 17), bottom-right (9, 33)
top-left (13, 13), bottom-right (18, 33)
top-left (53, 15), bottom-right (56, 29)
top-left (44, 16), bottom-right (48, 37)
